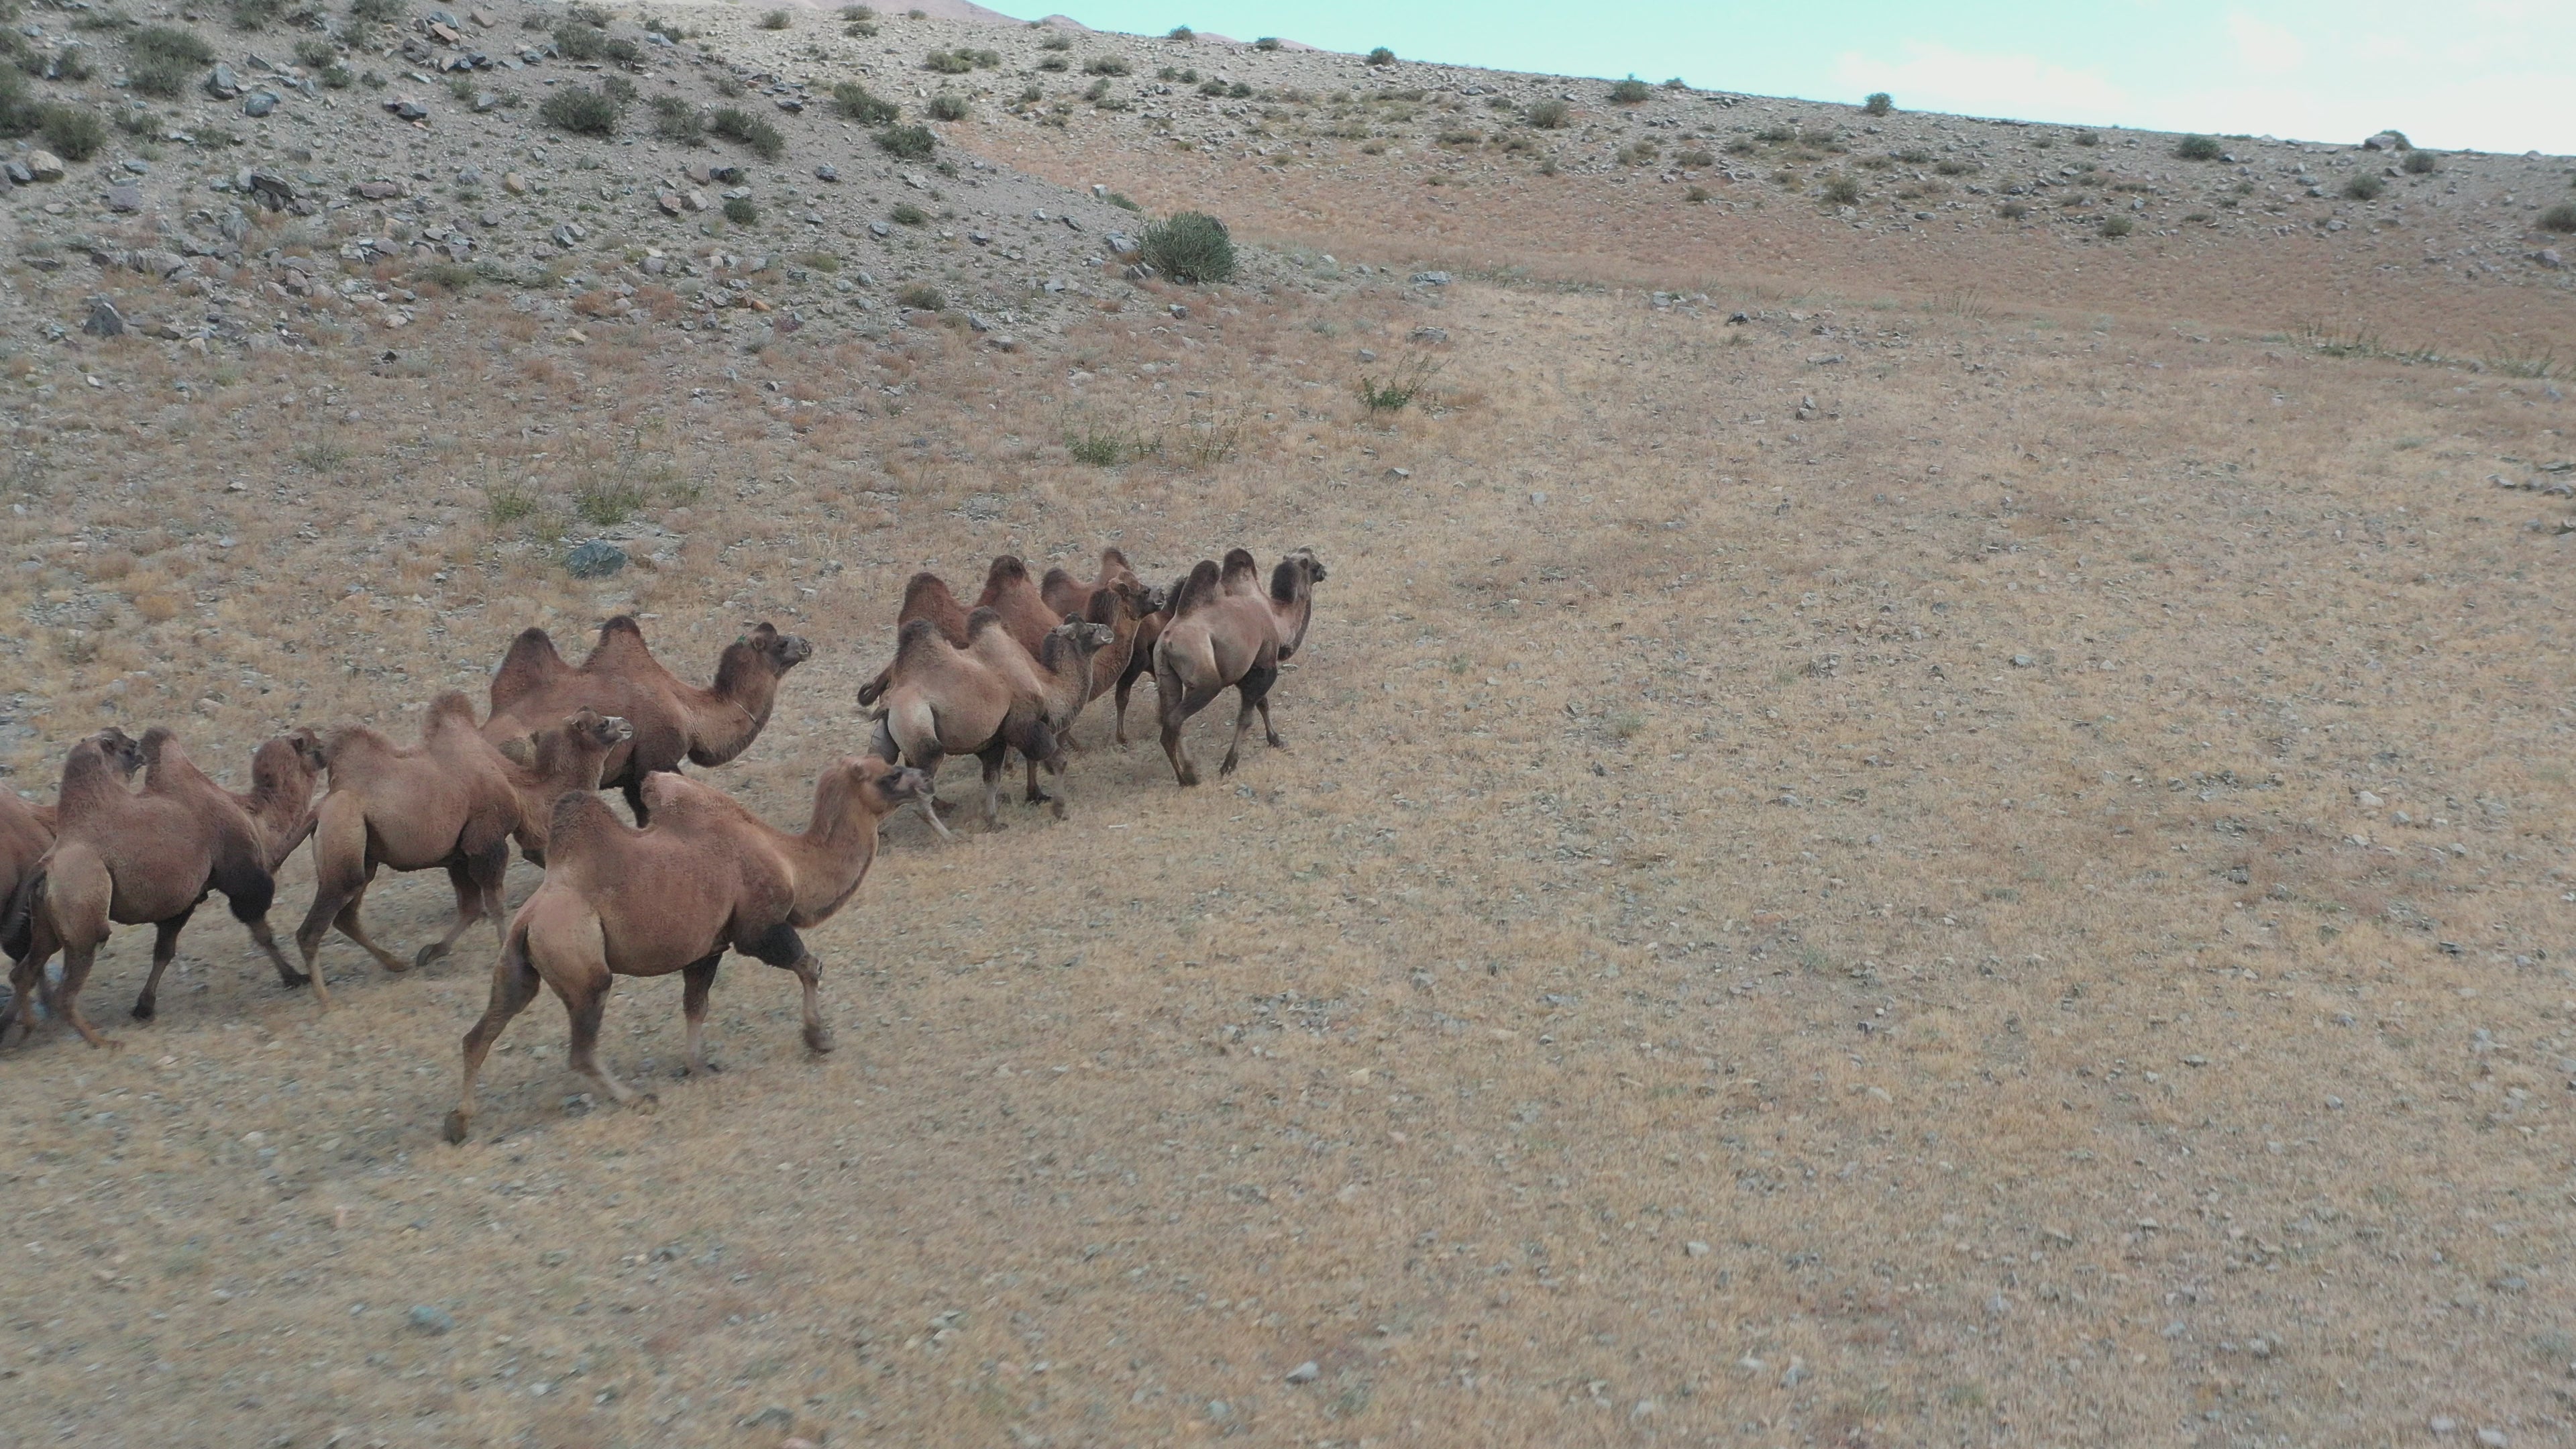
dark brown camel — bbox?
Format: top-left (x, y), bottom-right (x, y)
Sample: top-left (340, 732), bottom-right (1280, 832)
top-left (443, 757), bottom-right (932, 1142)
top-left (855, 555), bottom-right (1061, 708)
top-left (296, 696), bottom-right (633, 985)
top-left (865, 612), bottom-right (1112, 828)
top-left (484, 615), bottom-right (810, 820)
top-left (1152, 548), bottom-right (1328, 786)
top-left (3, 727), bottom-right (321, 1048)
top-left (1040, 548), bottom-right (1165, 733)
top-left (1112, 572), bottom-right (1189, 747)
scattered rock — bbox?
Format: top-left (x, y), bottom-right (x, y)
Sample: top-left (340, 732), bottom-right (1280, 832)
top-left (23, 150), bottom-right (65, 182)
top-left (1410, 270), bottom-right (1452, 286)
top-left (2009, 653), bottom-right (2036, 667)
top-left (82, 299), bottom-right (126, 338)
top-left (386, 97), bottom-right (429, 121)
top-left (2361, 130), bottom-right (2408, 152)
top-left (2535, 248), bottom-right (2565, 270)
top-left (1283, 1361), bottom-right (1319, 1384)
top-left (501, 172), bottom-right (529, 195)
top-left (407, 1303), bottom-right (455, 1335)
top-left (105, 184), bottom-right (144, 213)
top-left (1410, 326), bottom-right (1448, 344)
top-left (814, 164), bottom-right (839, 182)
top-left (564, 540), bottom-right (629, 578)
top-left (206, 64), bottom-right (242, 99)
top-left (244, 91), bottom-right (280, 118)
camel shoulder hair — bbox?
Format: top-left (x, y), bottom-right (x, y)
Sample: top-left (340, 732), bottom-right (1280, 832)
top-left (1170, 559), bottom-right (1226, 616)
top-left (489, 625), bottom-right (572, 710)
top-left (580, 614), bottom-right (670, 678)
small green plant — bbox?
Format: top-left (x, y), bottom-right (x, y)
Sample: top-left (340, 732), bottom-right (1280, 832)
top-left (1167, 25), bottom-right (1193, 40)
top-left (574, 478), bottom-right (645, 525)
top-left (2402, 149), bottom-right (2436, 174)
top-left (2176, 133), bottom-right (2222, 160)
top-left (1675, 147), bottom-right (1714, 167)
top-left (756, 7), bottom-right (791, 28)
top-left (486, 483), bottom-right (540, 525)
top-left (1366, 45), bottom-right (1395, 65)
top-left (1525, 97), bottom-right (1568, 129)
top-left (2343, 174), bottom-right (2385, 201)
top-left (875, 122), bottom-right (935, 159)
top-left (1609, 74), bottom-right (1650, 104)
top-left (230, 0), bottom-right (284, 27)
top-left (889, 201), bottom-right (926, 225)
top-left (2099, 214), bottom-right (2133, 237)
top-left (348, 0), bottom-right (404, 22)
top-left (1862, 91), bottom-right (1890, 116)
top-left (1821, 173), bottom-right (1860, 205)
top-left (1083, 55), bottom-right (1130, 75)
top-left (1354, 353), bottom-right (1440, 415)
top-left (292, 38), bottom-right (337, 68)
top-left (2073, 129), bottom-right (2099, 146)
top-left (924, 48), bottom-right (972, 73)
top-left (722, 195), bottom-right (757, 225)
top-left (113, 107), bottom-right (160, 136)
top-left (126, 24), bottom-right (214, 97)
top-left (831, 81), bottom-right (898, 123)
top-left (1065, 424), bottom-right (1127, 466)
top-left (1082, 76), bottom-right (1110, 102)
top-left (2538, 203), bottom-right (2576, 233)
top-left (1684, 184), bottom-right (1709, 203)
top-left (30, 103), bottom-right (105, 161)
top-left (928, 91), bottom-right (966, 121)
top-left (1999, 201), bottom-right (2030, 220)
top-left (539, 84), bottom-right (623, 136)
top-left (651, 93), bottom-right (703, 144)
top-left (840, 3), bottom-right (875, 16)
top-left (710, 106), bottom-right (784, 159)
top-left (1038, 32), bottom-right (1071, 50)
top-left (1105, 190), bottom-right (1140, 211)
top-left (894, 281), bottom-right (944, 310)
top-left (712, 72), bottom-right (746, 99)
top-left (447, 76), bottom-right (475, 101)
top-left (1252, 36), bottom-right (1280, 51)
top-left (417, 259), bottom-right (478, 292)
top-left (1139, 210), bottom-right (1234, 282)
top-left (1036, 54), bottom-right (1069, 72)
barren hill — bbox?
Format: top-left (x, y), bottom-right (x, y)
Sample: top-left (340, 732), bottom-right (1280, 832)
top-left (3, 5), bottom-right (2573, 1448)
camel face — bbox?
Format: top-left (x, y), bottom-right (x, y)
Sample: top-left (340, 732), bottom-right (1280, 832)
top-left (1289, 548), bottom-right (1328, 585)
top-left (743, 624), bottom-right (815, 675)
top-left (1059, 619), bottom-right (1115, 653)
top-left (570, 708), bottom-right (637, 753)
top-left (87, 728), bottom-right (145, 780)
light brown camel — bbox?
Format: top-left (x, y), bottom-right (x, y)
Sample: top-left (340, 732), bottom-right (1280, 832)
top-left (0, 783), bottom-right (68, 938)
top-left (865, 611), bottom-right (1112, 828)
top-left (855, 555), bottom-right (1061, 708)
top-left (442, 757), bottom-right (933, 1142)
top-left (1110, 572), bottom-right (1189, 747)
top-left (484, 615), bottom-right (811, 820)
top-left (295, 695), bottom-right (634, 984)
top-left (1152, 548), bottom-right (1328, 786)
top-left (1040, 549), bottom-right (1165, 729)
top-left (3, 727), bottom-right (319, 1048)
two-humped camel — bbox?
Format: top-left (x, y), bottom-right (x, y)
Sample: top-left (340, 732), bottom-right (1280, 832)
top-left (1152, 547), bottom-right (1327, 786)
top-left (866, 611), bottom-right (1112, 828)
top-left (484, 615), bottom-right (810, 820)
top-left (442, 757), bottom-right (932, 1142)
top-left (1039, 547), bottom-right (1165, 740)
top-left (3, 726), bottom-right (325, 1046)
top-left (295, 694), bottom-right (634, 983)
top-left (854, 555), bottom-right (1060, 709)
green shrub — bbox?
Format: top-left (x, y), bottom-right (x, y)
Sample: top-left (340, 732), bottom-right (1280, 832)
top-left (38, 104), bottom-right (105, 160)
top-left (1366, 46), bottom-right (1394, 66)
top-left (1139, 210), bottom-right (1234, 282)
top-left (112, 106), bottom-right (160, 136)
top-left (712, 72), bottom-right (745, 98)
top-left (230, 0), bottom-right (284, 28)
top-left (292, 38), bottom-right (337, 67)
top-left (1167, 25), bottom-right (1192, 40)
top-left (895, 281), bottom-right (943, 310)
top-left (874, 122), bottom-right (934, 159)
top-left (831, 81), bottom-right (898, 123)
top-left (844, 16), bottom-right (877, 36)
top-left (2073, 129), bottom-right (2099, 146)
top-left (710, 106), bottom-right (783, 159)
top-left (1036, 54), bottom-right (1067, 72)
top-left (924, 48), bottom-right (971, 73)
top-left (651, 94), bottom-right (703, 144)
top-left (1821, 173), bottom-right (1860, 205)
top-left (2540, 203), bottom-right (2576, 234)
top-left (552, 23), bottom-right (637, 66)
top-left (2343, 174), bottom-right (2384, 201)
top-left (2402, 150), bottom-right (2436, 174)
top-left (1675, 147), bottom-right (1713, 167)
top-left (1106, 190), bottom-right (1139, 211)
top-left (756, 8), bottom-right (791, 28)
top-left (1082, 76), bottom-right (1110, 102)
top-left (722, 195), bottom-right (757, 224)
top-left (1354, 354), bottom-right (1438, 414)
top-left (125, 24), bottom-right (213, 97)
top-left (319, 64), bottom-right (352, 88)
top-left (485, 483), bottom-right (540, 525)
top-left (1609, 74), bottom-right (1650, 104)
top-left (840, 4), bottom-right (875, 17)
top-left (1083, 55), bottom-right (1130, 75)
top-left (889, 201), bottom-right (925, 225)
top-left (347, 0), bottom-right (403, 23)
top-left (539, 84), bottom-right (623, 136)
top-left (1252, 36), bottom-right (1279, 51)
top-left (1862, 91), bottom-right (1891, 116)
top-left (1038, 32), bottom-right (1071, 50)
top-left (2176, 133), bottom-right (2222, 160)
top-left (1196, 78), bottom-right (1224, 96)
top-left (1526, 98), bottom-right (1568, 129)
top-left (928, 91), bottom-right (966, 121)
top-left (2099, 214), bottom-right (2133, 237)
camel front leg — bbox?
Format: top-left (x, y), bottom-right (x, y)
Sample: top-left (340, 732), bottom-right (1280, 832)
top-left (791, 951), bottom-right (833, 1054)
top-left (444, 939), bottom-right (543, 1144)
top-left (131, 909), bottom-right (197, 1022)
top-left (680, 954), bottom-right (722, 1075)
top-left (1, 918), bottom-right (60, 1048)
top-left (54, 941), bottom-right (119, 1051)
top-left (1220, 663), bottom-right (1280, 779)
top-left (561, 971), bottom-right (651, 1114)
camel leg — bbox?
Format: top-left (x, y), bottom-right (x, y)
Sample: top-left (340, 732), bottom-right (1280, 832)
top-left (1112, 674), bottom-right (1136, 746)
top-left (977, 743), bottom-right (1010, 828)
top-left (1220, 662), bottom-right (1280, 779)
top-left (791, 951), bottom-right (833, 1054)
top-left (562, 973), bottom-right (651, 1114)
top-left (415, 850), bottom-right (502, 971)
top-left (327, 894), bottom-right (413, 977)
top-left (867, 715), bottom-right (902, 764)
top-left (902, 745), bottom-right (954, 837)
top-left (1257, 695), bottom-right (1285, 749)
top-left (131, 909), bottom-right (197, 1022)
top-left (680, 954), bottom-right (722, 1075)
top-left (1018, 721), bottom-right (1067, 820)
top-left (1160, 679), bottom-right (1224, 789)
top-left (621, 773), bottom-right (651, 826)
top-left (1, 930), bottom-right (56, 1048)
top-left (443, 939), bottom-right (543, 1145)
top-left (53, 941), bottom-right (119, 1051)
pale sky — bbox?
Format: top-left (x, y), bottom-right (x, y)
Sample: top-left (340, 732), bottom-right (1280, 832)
top-left (1051, 1), bottom-right (2575, 155)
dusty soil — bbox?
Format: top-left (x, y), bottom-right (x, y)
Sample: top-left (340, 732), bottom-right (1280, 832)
top-left (4, 5), bottom-right (2575, 1448)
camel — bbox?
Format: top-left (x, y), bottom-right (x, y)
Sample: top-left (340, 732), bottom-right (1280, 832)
top-left (855, 555), bottom-right (1061, 708)
top-left (1111, 572), bottom-right (1189, 746)
top-left (1152, 548), bottom-right (1328, 786)
top-left (442, 757), bottom-right (934, 1142)
top-left (0, 784), bottom-right (67, 938)
top-left (2, 727), bottom-right (322, 1049)
top-left (295, 695), bottom-right (634, 985)
top-left (1040, 548), bottom-right (1165, 730)
top-left (865, 612), bottom-right (1112, 828)
top-left (484, 615), bottom-right (811, 820)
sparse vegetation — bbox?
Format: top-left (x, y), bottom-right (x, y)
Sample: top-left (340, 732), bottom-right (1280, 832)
top-left (875, 123), bottom-right (936, 160)
top-left (2099, 214), bottom-right (2133, 237)
top-left (1139, 211), bottom-right (1236, 283)
top-left (710, 107), bottom-right (784, 160)
top-left (1355, 353), bottom-right (1440, 415)
top-left (722, 196), bottom-right (757, 225)
top-left (1167, 25), bottom-right (1193, 40)
top-left (551, 21), bottom-right (638, 67)
top-left (2402, 150), bottom-right (2436, 175)
top-left (1526, 99), bottom-right (1568, 129)
top-left (1366, 46), bottom-right (1395, 66)
top-left (574, 478), bottom-right (646, 526)
top-left (36, 103), bottom-right (106, 162)
top-left (924, 48), bottom-right (972, 74)
top-left (651, 95), bottom-right (703, 146)
top-left (539, 83), bottom-right (623, 137)
top-left (347, 0), bottom-right (403, 23)
top-left (1083, 56), bottom-right (1130, 76)
top-left (2542, 203), bottom-right (2576, 234)
top-left (895, 281), bottom-right (945, 311)
top-left (756, 7), bottom-right (791, 29)
top-left (831, 82), bottom-right (899, 125)
top-left (1252, 36), bottom-right (1281, 51)
top-left (125, 25), bottom-right (215, 98)
top-left (1609, 75), bottom-right (1650, 105)
top-left (2176, 133), bottom-right (2222, 160)
top-left (928, 93), bottom-right (966, 121)
top-left (230, 0), bottom-right (285, 29)
top-left (889, 201), bottom-right (926, 225)
top-left (1821, 174), bottom-right (1861, 205)
top-left (2343, 174), bottom-right (2385, 201)
top-left (1862, 91), bottom-right (1891, 116)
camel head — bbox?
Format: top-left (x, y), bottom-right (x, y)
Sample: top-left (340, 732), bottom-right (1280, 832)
top-left (568, 708), bottom-right (637, 753)
top-left (87, 727), bottom-right (146, 780)
top-left (1271, 548), bottom-right (1328, 602)
top-left (724, 623), bottom-right (815, 686)
top-left (819, 755), bottom-right (937, 830)
top-left (1109, 571), bottom-right (1160, 619)
top-left (251, 729), bottom-right (328, 796)
top-left (1053, 619), bottom-right (1115, 657)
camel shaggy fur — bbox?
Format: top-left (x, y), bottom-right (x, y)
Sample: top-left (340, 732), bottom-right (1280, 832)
top-left (485, 616), bottom-right (810, 820)
top-left (295, 696), bottom-right (634, 984)
top-left (866, 612), bottom-right (1112, 828)
top-left (442, 757), bottom-right (932, 1142)
top-left (1152, 549), bottom-right (1328, 786)
top-left (1040, 549), bottom-right (1165, 728)
top-left (3, 727), bottom-right (322, 1047)
top-left (855, 555), bottom-right (1061, 708)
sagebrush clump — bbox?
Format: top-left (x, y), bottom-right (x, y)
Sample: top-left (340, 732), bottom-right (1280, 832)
top-left (1140, 211), bottom-right (1236, 283)
top-left (710, 107), bottom-right (784, 160)
top-left (832, 82), bottom-right (898, 125)
top-left (2176, 134), bottom-right (2222, 160)
top-left (539, 84), bottom-right (623, 137)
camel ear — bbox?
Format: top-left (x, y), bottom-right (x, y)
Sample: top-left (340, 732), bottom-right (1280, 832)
top-left (495, 737), bottom-right (535, 767)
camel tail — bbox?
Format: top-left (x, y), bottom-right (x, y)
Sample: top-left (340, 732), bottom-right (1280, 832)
top-left (1, 867), bottom-right (43, 963)
top-left (855, 665), bottom-right (892, 709)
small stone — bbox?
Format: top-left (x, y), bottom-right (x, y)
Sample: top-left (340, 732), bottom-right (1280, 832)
top-left (1684, 1240), bottom-right (1710, 1257)
top-left (814, 164), bottom-right (839, 182)
top-left (24, 150), bottom-right (65, 182)
top-left (1410, 270), bottom-right (1452, 286)
top-left (2356, 790), bottom-right (2384, 808)
top-left (1284, 1361), bottom-right (1319, 1384)
top-left (2475, 1432), bottom-right (2506, 1448)
top-left (206, 64), bottom-right (241, 99)
top-left (83, 299), bottom-right (127, 338)
top-left (407, 1304), bottom-right (455, 1334)
top-left (2010, 653), bottom-right (2036, 667)
top-left (1410, 326), bottom-right (1448, 344)
top-left (501, 172), bottom-right (529, 195)
top-left (1167, 303), bottom-right (1187, 319)
top-left (658, 192), bottom-right (684, 216)
top-left (2534, 248), bottom-right (2565, 270)
top-left (244, 91), bottom-right (280, 117)
top-left (386, 97), bottom-right (429, 121)
top-left (105, 184), bottom-right (144, 213)
top-left (564, 540), bottom-right (628, 578)
top-left (2428, 1416), bottom-right (2456, 1436)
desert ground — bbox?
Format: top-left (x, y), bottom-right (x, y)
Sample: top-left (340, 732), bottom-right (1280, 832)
top-left (3, 2), bottom-right (2575, 1446)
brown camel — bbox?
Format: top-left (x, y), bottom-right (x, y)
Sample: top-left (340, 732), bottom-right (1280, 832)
top-left (0, 782), bottom-right (68, 938)
top-left (1152, 548), bottom-right (1328, 786)
top-left (443, 757), bottom-right (933, 1142)
top-left (1110, 572), bottom-right (1189, 746)
top-left (1040, 549), bottom-right (1165, 729)
top-left (3, 727), bottom-right (321, 1049)
top-left (484, 615), bottom-right (811, 820)
top-left (855, 555), bottom-right (1061, 708)
top-left (865, 611), bottom-right (1112, 828)
top-left (295, 695), bottom-right (634, 984)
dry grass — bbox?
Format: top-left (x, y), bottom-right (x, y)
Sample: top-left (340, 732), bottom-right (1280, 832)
top-left (3, 49), bottom-right (2574, 1449)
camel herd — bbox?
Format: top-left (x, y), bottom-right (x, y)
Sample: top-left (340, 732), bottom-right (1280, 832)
top-left (0, 543), bottom-right (1326, 1140)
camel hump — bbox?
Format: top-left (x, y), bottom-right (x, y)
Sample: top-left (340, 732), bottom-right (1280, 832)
top-left (490, 626), bottom-right (570, 708)
top-left (583, 614), bottom-right (659, 672)
top-left (1083, 588), bottom-right (1123, 628)
top-left (899, 571), bottom-right (957, 614)
top-left (1172, 559), bottom-right (1225, 616)
top-left (963, 606), bottom-right (1008, 640)
top-left (1099, 545), bottom-right (1131, 574)
top-left (984, 554), bottom-right (1031, 590)
top-left (545, 788), bottom-right (631, 863)
top-left (1040, 564), bottom-right (1077, 597)
top-left (423, 690), bottom-right (482, 734)
top-left (1219, 547), bottom-right (1260, 590)
top-left (892, 616), bottom-right (950, 671)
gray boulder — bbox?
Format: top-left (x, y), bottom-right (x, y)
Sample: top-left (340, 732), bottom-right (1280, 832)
top-left (564, 540), bottom-right (628, 578)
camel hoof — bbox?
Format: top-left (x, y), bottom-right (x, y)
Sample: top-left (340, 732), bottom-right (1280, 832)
top-left (684, 1058), bottom-right (723, 1077)
top-left (409, 943), bottom-right (446, 971)
top-left (92, 1036), bottom-right (125, 1053)
top-left (278, 966), bottom-right (312, 989)
top-left (1218, 755), bottom-right (1241, 778)
top-left (631, 1092), bottom-right (660, 1116)
top-left (442, 1110), bottom-right (472, 1145)
top-left (130, 997), bottom-right (156, 1022)
top-left (1267, 733), bottom-right (1286, 749)
top-left (805, 1024), bottom-right (836, 1054)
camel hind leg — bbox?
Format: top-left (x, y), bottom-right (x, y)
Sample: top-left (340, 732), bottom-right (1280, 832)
top-left (561, 972), bottom-right (651, 1114)
top-left (52, 941), bottom-right (119, 1051)
top-left (680, 954), bottom-right (722, 1076)
top-left (444, 929), bottom-right (544, 1145)
top-left (2, 903), bottom-right (60, 1048)
top-left (1156, 658), bottom-right (1225, 788)
top-left (743, 920), bottom-right (833, 1055)
top-left (131, 908), bottom-right (199, 1022)
top-left (1219, 661), bottom-right (1281, 778)
top-left (416, 845), bottom-right (508, 971)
